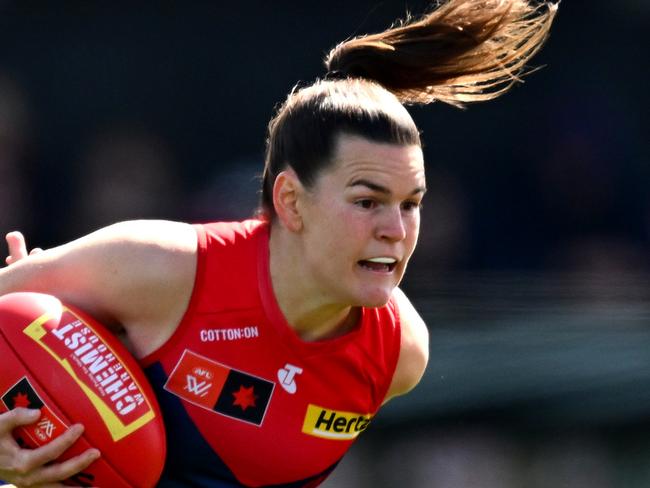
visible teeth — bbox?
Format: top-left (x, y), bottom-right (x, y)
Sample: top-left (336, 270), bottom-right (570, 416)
top-left (366, 257), bottom-right (396, 264)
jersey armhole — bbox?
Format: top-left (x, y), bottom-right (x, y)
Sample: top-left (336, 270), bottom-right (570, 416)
top-left (139, 224), bottom-right (207, 367)
top-left (373, 296), bottom-right (402, 411)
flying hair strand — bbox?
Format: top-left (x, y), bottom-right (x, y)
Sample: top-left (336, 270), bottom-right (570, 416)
top-left (325, 0), bottom-right (559, 107)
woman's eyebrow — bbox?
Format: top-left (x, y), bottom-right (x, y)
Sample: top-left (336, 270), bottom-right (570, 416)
top-left (348, 179), bottom-right (391, 194)
top-left (348, 179), bottom-right (427, 196)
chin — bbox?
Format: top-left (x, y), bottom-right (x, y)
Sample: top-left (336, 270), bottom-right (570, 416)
top-left (355, 288), bottom-right (394, 308)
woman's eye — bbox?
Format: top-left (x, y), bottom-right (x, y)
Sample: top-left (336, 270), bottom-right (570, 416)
top-left (402, 200), bottom-right (422, 212)
top-left (356, 199), bottom-right (376, 209)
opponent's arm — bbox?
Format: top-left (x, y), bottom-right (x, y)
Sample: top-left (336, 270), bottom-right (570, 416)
top-left (383, 287), bottom-right (429, 403)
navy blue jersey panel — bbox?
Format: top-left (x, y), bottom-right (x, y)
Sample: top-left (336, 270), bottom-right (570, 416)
top-left (146, 362), bottom-right (242, 487)
top-left (146, 362), bottom-right (340, 487)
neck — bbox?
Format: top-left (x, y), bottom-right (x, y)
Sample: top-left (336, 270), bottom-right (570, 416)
top-left (269, 224), bottom-right (359, 341)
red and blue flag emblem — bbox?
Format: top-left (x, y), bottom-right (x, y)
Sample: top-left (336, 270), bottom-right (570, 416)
top-left (165, 350), bottom-right (274, 426)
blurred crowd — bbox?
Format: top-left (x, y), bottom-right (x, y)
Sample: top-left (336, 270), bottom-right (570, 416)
top-left (325, 423), bottom-right (650, 488)
top-left (1, 61), bottom-right (647, 277)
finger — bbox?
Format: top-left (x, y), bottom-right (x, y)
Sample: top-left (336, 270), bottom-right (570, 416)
top-left (29, 248), bottom-right (43, 255)
top-left (13, 447), bottom-right (100, 488)
top-left (18, 425), bottom-right (87, 471)
top-left (3, 482), bottom-right (64, 488)
top-left (41, 448), bottom-right (100, 482)
top-left (5, 232), bottom-right (28, 265)
top-left (0, 408), bottom-right (41, 435)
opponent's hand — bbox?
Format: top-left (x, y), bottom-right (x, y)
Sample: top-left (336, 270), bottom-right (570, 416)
top-left (4, 232), bottom-right (42, 266)
top-left (0, 408), bottom-right (99, 487)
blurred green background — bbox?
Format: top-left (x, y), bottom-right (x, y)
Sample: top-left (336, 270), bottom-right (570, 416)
top-left (0, 1), bottom-right (648, 487)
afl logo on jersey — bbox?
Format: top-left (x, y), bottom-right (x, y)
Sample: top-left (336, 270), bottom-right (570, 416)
top-left (165, 350), bottom-right (275, 426)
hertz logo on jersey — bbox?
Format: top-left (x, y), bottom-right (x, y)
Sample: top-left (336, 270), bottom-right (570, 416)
top-left (301, 404), bottom-right (372, 440)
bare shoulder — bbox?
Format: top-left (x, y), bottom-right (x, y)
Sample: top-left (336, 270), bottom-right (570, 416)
top-left (67, 219), bottom-right (198, 326)
top-left (54, 220), bottom-right (198, 301)
top-left (79, 219), bottom-right (197, 254)
top-left (384, 287), bottom-right (429, 403)
top-left (89, 220), bottom-right (198, 354)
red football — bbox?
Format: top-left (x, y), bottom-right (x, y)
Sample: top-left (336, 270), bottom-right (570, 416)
top-left (0, 292), bottom-right (166, 488)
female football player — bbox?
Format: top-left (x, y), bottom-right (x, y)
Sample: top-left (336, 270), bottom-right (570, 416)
top-left (0, 1), bottom-right (557, 486)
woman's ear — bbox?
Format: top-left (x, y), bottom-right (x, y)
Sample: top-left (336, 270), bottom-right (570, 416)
top-left (272, 169), bottom-right (304, 232)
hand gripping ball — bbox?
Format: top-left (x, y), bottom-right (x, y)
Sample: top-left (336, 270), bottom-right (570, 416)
top-left (0, 292), bottom-right (166, 488)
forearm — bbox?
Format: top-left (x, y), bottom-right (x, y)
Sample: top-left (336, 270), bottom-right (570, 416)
top-left (1, 220), bottom-right (197, 332)
top-left (0, 240), bottom-right (109, 316)
top-left (0, 246), bottom-right (71, 297)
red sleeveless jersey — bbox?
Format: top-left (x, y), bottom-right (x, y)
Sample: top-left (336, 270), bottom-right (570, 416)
top-left (140, 219), bottom-right (401, 487)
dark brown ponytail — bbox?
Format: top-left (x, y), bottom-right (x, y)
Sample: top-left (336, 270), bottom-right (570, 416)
top-left (259, 0), bottom-right (558, 217)
top-left (326, 0), bottom-right (558, 106)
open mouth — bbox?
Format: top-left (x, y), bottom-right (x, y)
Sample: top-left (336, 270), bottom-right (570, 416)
top-left (358, 257), bottom-right (397, 273)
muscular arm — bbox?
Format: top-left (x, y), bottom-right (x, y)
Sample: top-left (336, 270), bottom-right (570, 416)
top-left (0, 220), bottom-right (198, 357)
top-left (384, 287), bottom-right (429, 403)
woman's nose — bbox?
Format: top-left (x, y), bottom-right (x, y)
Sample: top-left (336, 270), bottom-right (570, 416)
top-left (376, 206), bottom-right (407, 242)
